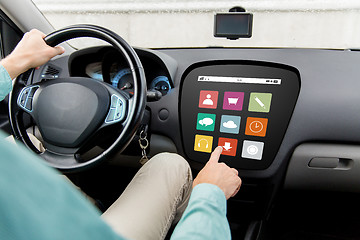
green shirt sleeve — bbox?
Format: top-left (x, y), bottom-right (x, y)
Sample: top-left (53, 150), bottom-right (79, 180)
top-left (171, 183), bottom-right (231, 240)
top-left (0, 132), bottom-right (125, 240)
top-left (0, 65), bottom-right (13, 101)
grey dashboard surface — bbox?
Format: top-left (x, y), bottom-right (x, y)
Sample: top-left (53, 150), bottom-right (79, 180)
top-left (148, 48), bottom-right (360, 179)
top-left (285, 143), bottom-right (360, 192)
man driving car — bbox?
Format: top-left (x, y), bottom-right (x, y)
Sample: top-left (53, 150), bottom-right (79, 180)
top-left (0, 29), bottom-right (241, 240)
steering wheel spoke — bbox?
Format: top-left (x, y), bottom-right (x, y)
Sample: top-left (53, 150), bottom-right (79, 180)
top-left (17, 85), bottom-right (40, 114)
top-left (41, 150), bottom-right (81, 170)
top-left (102, 86), bottom-right (129, 126)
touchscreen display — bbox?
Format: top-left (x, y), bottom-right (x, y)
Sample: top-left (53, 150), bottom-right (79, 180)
top-left (180, 63), bottom-right (300, 170)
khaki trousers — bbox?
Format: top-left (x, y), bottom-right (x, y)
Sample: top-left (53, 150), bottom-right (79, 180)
top-left (102, 153), bottom-right (193, 240)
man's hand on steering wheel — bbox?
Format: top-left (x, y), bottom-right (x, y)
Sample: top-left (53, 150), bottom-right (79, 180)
top-left (1, 29), bottom-right (65, 79)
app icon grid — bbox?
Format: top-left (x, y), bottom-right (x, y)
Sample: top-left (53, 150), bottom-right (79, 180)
top-left (194, 90), bottom-right (271, 160)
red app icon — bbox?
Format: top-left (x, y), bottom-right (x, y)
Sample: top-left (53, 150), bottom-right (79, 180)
top-left (218, 137), bottom-right (238, 156)
top-left (199, 90), bottom-right (218, 109)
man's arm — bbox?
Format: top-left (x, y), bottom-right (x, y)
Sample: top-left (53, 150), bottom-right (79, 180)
top-left (171, 146), bottom-right (242, 239)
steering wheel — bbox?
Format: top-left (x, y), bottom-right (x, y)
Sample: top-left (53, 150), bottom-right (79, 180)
top-left (8, 25), bottom-right (147, 172)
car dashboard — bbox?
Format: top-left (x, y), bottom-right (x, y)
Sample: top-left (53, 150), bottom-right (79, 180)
top-left (31, 45), bottom-right (360, 236)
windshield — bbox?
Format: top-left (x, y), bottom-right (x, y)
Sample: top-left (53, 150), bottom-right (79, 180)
top-left (32, 0), bottom-right (360, 49)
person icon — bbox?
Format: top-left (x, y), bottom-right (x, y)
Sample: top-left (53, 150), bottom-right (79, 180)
top-left (202, 94), bottom-right (214, 106)
top-left (198, 90), bottom-right (218, 109)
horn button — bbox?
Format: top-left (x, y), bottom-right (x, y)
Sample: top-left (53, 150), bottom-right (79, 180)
top-left (33, 78), bottom-right (110, 148)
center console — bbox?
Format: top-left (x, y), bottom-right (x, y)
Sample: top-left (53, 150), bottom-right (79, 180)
top-left (180, 61), bottom-right (300, 170)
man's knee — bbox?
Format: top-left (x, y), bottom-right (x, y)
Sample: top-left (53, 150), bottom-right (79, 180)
top-left (149, 152), bottom-right (190, 169)
top-left (147, 152), bottom-right (192, 182)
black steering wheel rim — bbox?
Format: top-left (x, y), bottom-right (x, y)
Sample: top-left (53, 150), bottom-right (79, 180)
top-left (8, 24), bottom-right (147, 172)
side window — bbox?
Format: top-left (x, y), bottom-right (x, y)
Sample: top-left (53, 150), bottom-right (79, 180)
top-left (0, 11), bottom-right (22, 59)
top-left (0, 11), bottom-right (23, 134)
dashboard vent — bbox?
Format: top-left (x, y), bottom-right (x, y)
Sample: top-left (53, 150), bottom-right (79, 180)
top-left (41, 64), bottom-right (60, 80)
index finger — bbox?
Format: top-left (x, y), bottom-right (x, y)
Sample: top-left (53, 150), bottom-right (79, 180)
top-left (208, 146), bottom-right (223, 164)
